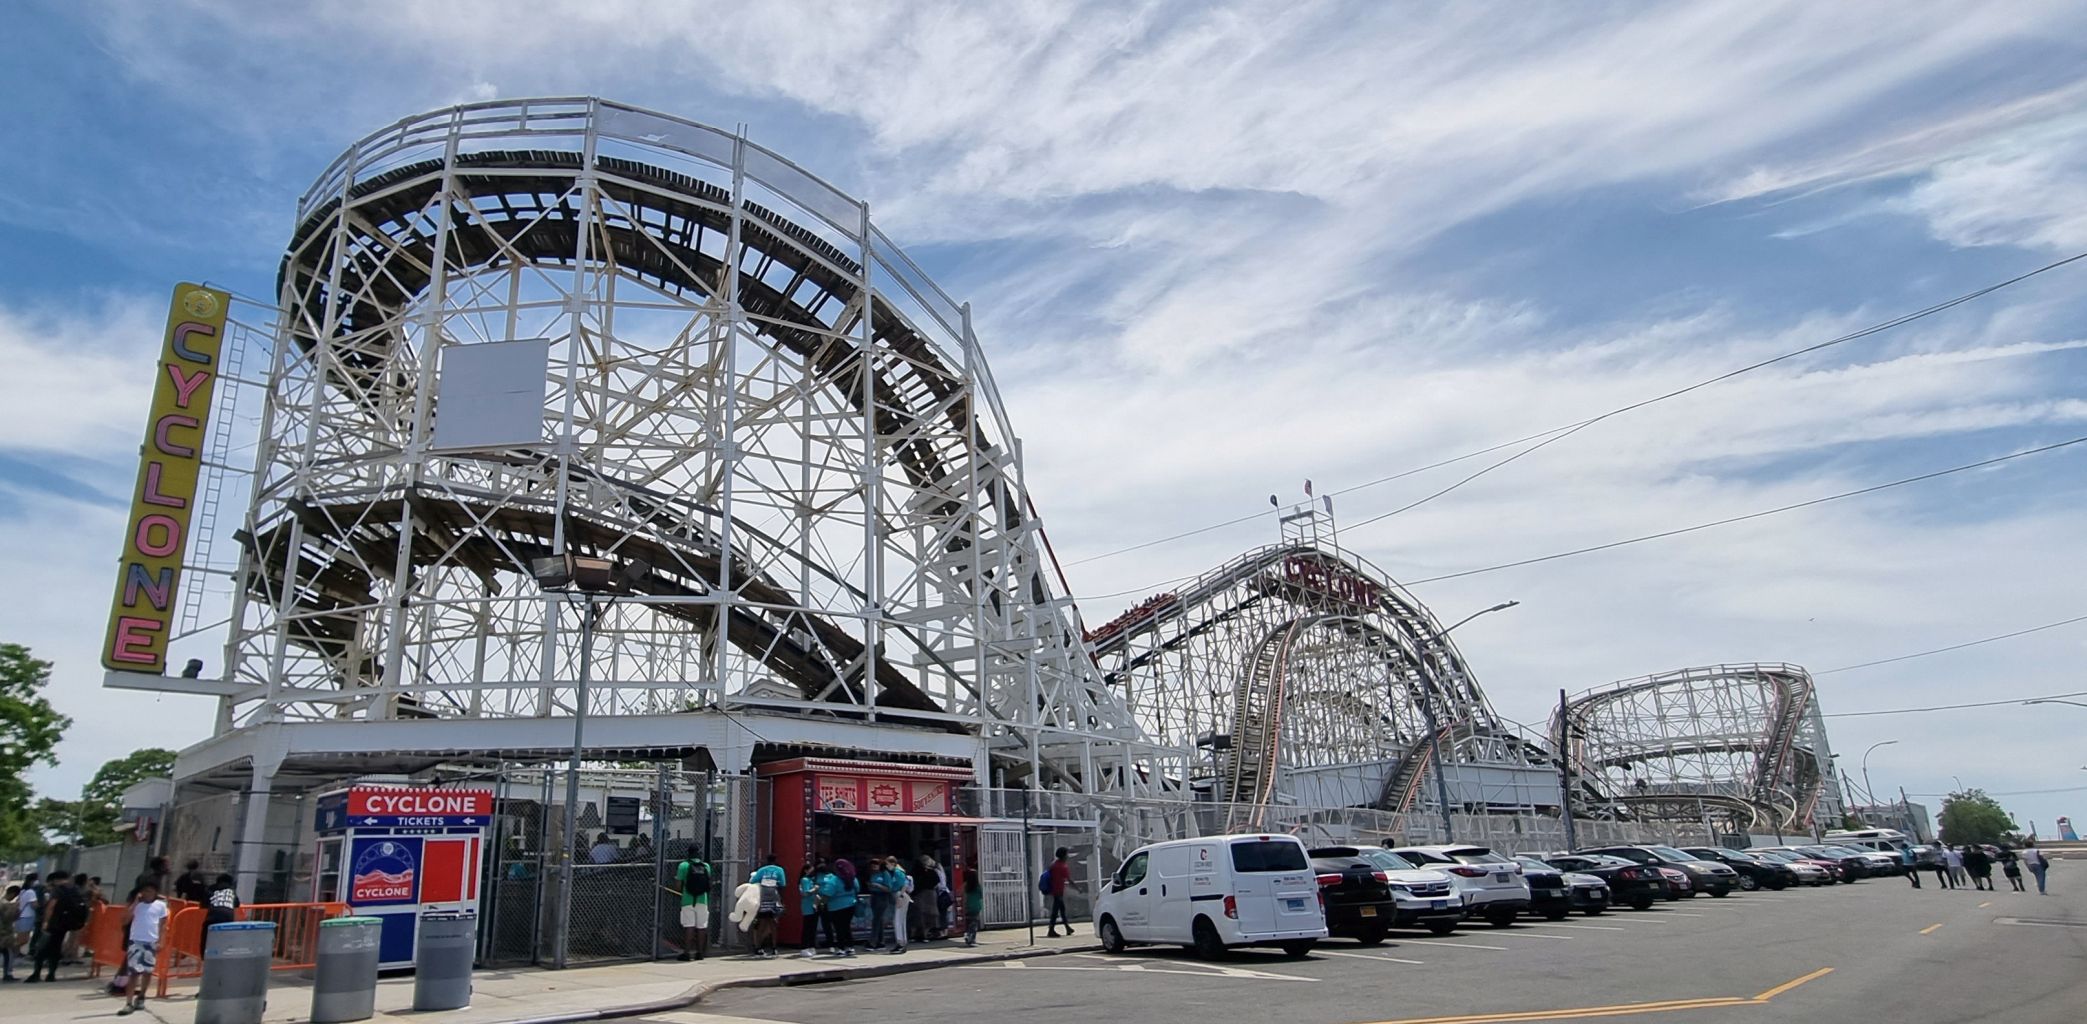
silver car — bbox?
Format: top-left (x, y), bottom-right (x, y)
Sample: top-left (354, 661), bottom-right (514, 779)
top-left (1391, 844), bottom-right (1533, 928)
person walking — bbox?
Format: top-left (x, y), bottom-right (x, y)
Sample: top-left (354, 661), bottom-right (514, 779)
top-left (1, 884), bottom-right (20, 982)
top-left (28, 872), bottom-right (87, 983)
top-left (1944, 845), bottom-right (1967, 889)
top-left (10, 874), bottom-right (38, 979)
top-left (1963, 845), bottom-right (1993, 891)
top-left (2021, 841), bottom-right (2052, 895)
top-left (1900, 845), bottom-right (1921, 889)
top-left (822, 861), bottom-right (858, 957)
top-left (887, 853), bottom-right (913, 954)
top-left (961, 862), bottom-right (984, 947)
top-left (672, 851), bottom-right (711, 961)
top-left (1999, 847), bottom-right (2025, 892)
top-left (914, 856), bottom-right (945, 941)
top-left (116, 880), bottom-right (167, 1017)
top-left (1044, 847), bottom-right (1074, 938)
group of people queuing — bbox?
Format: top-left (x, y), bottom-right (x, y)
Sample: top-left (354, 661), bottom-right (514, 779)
top-left (2, 855), bottom-right (238, 1013)
top-left (1900, 839), bottom-right (2052, 894)
top-left (725, 851), bottom-right (986, 960)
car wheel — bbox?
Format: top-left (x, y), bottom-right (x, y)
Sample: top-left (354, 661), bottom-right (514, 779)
top-left (1099, 917), bottom-right (1126, 955)
top-left (1629, 898), bottom-right (1655, 910)
top-left (1486, 910), bottom-right (1517, 929)
top-left (1280, 940), bottom-right (1316, 959)
top-left (1358, 923), bottom-right (1388, 946)
top-left (1710, 889), bottom-right (1729, 898)
top-left (1768, 878), bottom-right (1788, 891)
top-left (1191, 917), bottom-right (1226, 960)
top-left (1426, 919), bottom-right (1458, 936)
top-left (1738, 875), bottom-right (1758, 892)
top-left (1582, 906), bottom-right (1606, 917)
top-left (1543, 908), bottom-right (1569, 921)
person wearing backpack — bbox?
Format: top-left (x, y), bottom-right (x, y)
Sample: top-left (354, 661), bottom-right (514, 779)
top-left (1044, 848), bottom-right (1074, 938)
top-left (672, 851), bottom-right (711, 961)
top-left (28, 871), bottom-right (87, 983)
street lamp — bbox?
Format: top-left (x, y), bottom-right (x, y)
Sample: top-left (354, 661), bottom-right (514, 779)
top-left (531, 551), bottom-right (650, 969)
top-left (1860, 740), bottom-right (1898, 809)
top-left (1417, 600), bottom-right (1520, 842)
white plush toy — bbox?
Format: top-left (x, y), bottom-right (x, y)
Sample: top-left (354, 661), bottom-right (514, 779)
top-left (728, 880), bottom-right (763, 931)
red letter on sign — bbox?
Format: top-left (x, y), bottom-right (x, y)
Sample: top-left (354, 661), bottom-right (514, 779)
top-left (110, 617), bottom-right (163, 664)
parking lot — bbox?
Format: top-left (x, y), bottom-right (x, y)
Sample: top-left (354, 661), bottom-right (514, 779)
top-left (676, 877), bottom-right (2087, 1024)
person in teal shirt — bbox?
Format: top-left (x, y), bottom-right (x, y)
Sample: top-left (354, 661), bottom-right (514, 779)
top-left (797, 860), bottom-right (825, 956)
top-left (876, 859), bottom-right (911, 953)
top-left (815, 862), bottom-right (858, 957)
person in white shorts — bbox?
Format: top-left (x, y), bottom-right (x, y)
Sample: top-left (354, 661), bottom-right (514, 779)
top-left (673, 853), bottom-right (712, 960)
top-left (119, 881), bottom-right (168, 1016)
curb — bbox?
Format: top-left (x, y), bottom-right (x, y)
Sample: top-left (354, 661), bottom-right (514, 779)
top-left (496, 943), bottom-right (1098, 1024)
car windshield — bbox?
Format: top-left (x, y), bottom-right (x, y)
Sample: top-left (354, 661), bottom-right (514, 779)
top-left (1360, 850), bottom-right (1419, 872)
top-left (1230, 840), bottom-right (1308, 873)
top-left (1645, 846), bottom-right (1698, 863)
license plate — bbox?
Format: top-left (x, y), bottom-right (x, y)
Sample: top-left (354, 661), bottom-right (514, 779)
top-left (1432, 899), bottom-right (1448, 910)
top-left (1495, 873), bottom-right (1513, 882)
top-left (1543, 889), bottom-right (1564, 896)
top-left (1359, 906), bottom-right (1377, 917)
top-left (1284, 898), bottom-right (1307, 912)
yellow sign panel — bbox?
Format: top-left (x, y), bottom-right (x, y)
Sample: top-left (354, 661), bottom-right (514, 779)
top-left (103, 282), bottom-right (229, 673)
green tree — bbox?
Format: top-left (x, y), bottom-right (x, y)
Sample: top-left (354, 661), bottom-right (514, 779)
top-left (76, 748), bottom-right (176, 845)
top-left (1938, 789), bottom-right (2017, 845)
top-left (0, 643), bottom-right (69, 855)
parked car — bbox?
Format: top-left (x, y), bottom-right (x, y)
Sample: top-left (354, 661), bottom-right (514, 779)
top-left (1095, 834), bottom-right (1327, 958)
top-left (1391, 845), bottom-right (1532, 928)
top-left (1746, 850), bottom-right (1830, 886)
top-left (1817, 844), bottom-right (1901, 876)
top-left (1514, 856), bottom-right (1610, 918)
top-left (1308, 846), bottom-right (1462, 941)
top-left (1680, 847), bottom-right (1792, 891)
top-left (1747, 847), bottom-right (1844, 882)
top-left (1766, 845), bottom-right (1871, 881)
top-left (1538, 853), bottom-right (1668, 910)
top-left (1579, 845), bottom-right (1740, 897)
top-left (1655, 865), bottom-right (1694, 899)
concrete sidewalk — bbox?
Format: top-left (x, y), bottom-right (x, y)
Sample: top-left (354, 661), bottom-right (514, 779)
top-left (6, 931), bottom-right (1096, 1024)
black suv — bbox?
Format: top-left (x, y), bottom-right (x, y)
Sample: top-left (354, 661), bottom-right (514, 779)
top-left (1681, 847), bottom-right (1791, 891)
top-left (1539, 852), bottom-right (1667, 910)
top-left (1309, 850), bottom-right (1400, 944)
top-left (1579, 844), bottom-right (1740, 897)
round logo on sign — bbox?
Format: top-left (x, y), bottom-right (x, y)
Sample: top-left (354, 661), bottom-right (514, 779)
top-left (181, 289), bottom-right (220, 319)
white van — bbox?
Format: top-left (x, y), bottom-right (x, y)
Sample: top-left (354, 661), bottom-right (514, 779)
top-left (1094, 834), bottom-right (1327, 958)
top-left (1825, 828), bottom-right (1913, 855)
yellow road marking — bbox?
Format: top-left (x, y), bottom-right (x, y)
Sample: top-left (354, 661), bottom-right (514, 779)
top-left (1353, 997), bottom-right (1749, 1024)
top-left (1979, 901), bottom-right (1993, 908)
top-left (1920, 923), bottom-right (1943, 935)
top-left (1751, 967), bottom-right (1834, 1002)
top-left (1352, 967), bottom-right (1833, 1024)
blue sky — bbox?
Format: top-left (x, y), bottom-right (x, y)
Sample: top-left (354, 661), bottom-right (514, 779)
top-left (7, 0), bottom-right (2087, 833)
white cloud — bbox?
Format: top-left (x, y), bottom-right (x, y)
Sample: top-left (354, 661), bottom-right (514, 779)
top-left (0, 297), bottom-right (162, 460)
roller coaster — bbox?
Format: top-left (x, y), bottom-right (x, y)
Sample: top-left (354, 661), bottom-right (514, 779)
top-left (1554, 664), bottom-right (1843, 835)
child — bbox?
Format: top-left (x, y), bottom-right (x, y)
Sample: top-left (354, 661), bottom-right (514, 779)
top-left (118, 881), bottom-right (168, 1016)
top-left (205, 874), bottom-right (240, 927)
top-left (962, 864), bottom-right (984, 947)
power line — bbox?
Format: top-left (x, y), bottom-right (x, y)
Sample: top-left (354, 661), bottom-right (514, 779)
top-left (1069, 249), bottom-right (2087, 566)
top-left (1403, 434), bottom-right (2087, 585)
top-left (1907, 785), bottom-right (2087, 798)
top-left (1823, 688), bottom-right (2087, 719)
top-left (1817, 613), bottom-right (2087, 674)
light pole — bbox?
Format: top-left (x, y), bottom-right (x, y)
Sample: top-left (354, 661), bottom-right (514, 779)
top-left (532, 552), bottom-right (649, 970)
top-left (1860, 740), bottom-right (1898, 809)
top-left (1417, 600), bottom-right (1519, 842)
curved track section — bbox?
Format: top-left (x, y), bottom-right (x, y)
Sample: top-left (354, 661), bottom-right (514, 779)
top-left (1090, 544), bottom-right (1510, 817)
top-left (1553, 663), bottom-right (1836, 834)
top-left (227, 98), bottom-right (1155, 795)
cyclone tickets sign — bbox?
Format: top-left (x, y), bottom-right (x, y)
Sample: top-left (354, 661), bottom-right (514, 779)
top-left (349, 788), bottom-right (493, 818)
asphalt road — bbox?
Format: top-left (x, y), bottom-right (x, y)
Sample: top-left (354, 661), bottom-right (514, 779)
top-left (657, 874), bottom-right (2087, 1024)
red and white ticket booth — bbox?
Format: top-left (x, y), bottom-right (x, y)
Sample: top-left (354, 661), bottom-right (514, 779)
top-left (313, 784), bottom-right (492, 968)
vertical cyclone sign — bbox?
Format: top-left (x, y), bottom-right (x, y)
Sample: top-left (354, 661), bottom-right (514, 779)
top-left (102, 283), bottom-right (229, 674)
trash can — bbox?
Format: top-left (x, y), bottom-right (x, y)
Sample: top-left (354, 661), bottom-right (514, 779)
top-left (311, 917), bottom-right (383, 1023)
top-left (196, 921), bottom-right (275, 1024)
top-left (411, 910), bottom-right (477, 1011)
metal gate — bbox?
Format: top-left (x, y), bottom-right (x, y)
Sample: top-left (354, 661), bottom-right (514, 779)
top-left (979, 825), bottom-right (1032, 926)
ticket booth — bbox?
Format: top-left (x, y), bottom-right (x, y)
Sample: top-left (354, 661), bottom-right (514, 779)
top-left (314, 784), bottom-right (493, 969)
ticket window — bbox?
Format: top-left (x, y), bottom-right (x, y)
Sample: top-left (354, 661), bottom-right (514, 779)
top-left (315, 838), bottom-right (345, 902)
